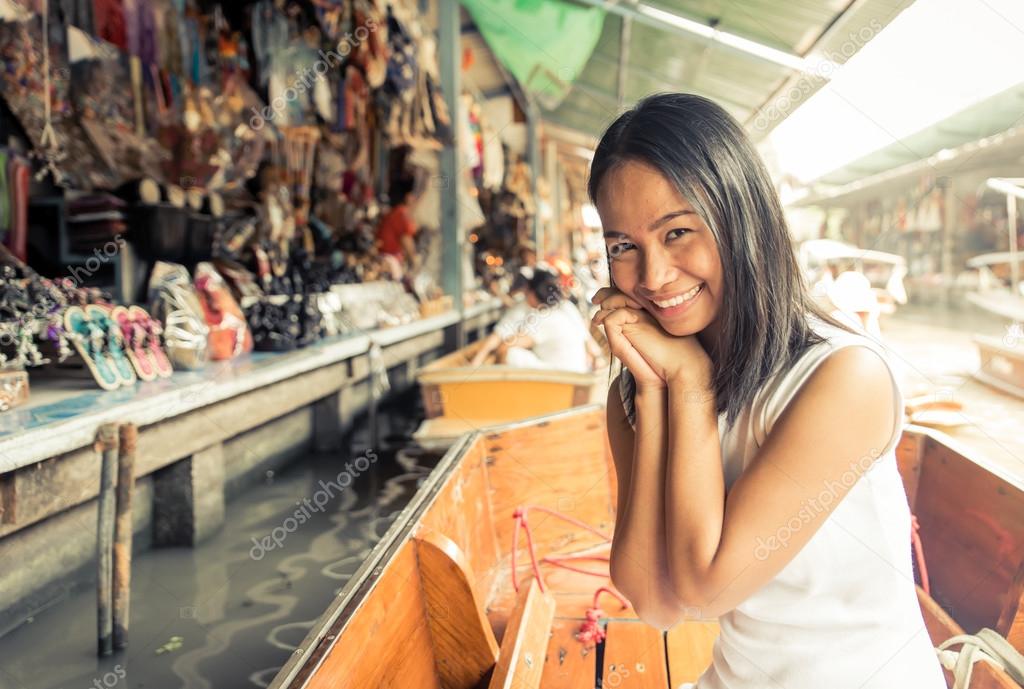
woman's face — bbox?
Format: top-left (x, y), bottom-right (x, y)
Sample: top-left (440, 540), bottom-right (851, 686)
top-left (596, 160), bottom-right (723, 337)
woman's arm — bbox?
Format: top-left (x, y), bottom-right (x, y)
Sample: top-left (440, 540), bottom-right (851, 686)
top-left (606, 379), bottom-right (685, 629)
top-left (661, 346), bottom-right (896, 618)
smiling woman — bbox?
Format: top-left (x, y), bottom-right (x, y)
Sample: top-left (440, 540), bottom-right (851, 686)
top-left (589, 94), bottom-right (947, 688)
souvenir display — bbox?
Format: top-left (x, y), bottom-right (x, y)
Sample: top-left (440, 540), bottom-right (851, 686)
top-left (147, 261), bottom-right (209, 370)
top-left (194, 261), bottom-right (253, 360)
top-left (0, 0), bottom-right (464, 406)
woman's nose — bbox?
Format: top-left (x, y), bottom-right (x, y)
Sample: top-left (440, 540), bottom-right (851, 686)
top-left (640, 247), bottom-right (677, 293)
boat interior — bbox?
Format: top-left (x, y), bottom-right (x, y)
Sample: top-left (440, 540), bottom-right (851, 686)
top-left (272, 405), bottom-right (1024, 689)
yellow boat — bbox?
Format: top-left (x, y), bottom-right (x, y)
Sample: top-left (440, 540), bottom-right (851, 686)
top-left (270, 405), bottom-right (1024, 689)
top-left (413, 339), bottom-right (598, 447)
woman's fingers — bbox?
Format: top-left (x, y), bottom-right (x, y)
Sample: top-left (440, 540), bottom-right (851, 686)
top-left (592, 304), bottom-right (641, 328)
top-left (592, 287), bottom-right (643, 310)
top-left (591, 287), bottom-right (615, 305)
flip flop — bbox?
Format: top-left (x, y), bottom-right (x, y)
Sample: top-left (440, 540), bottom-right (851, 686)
top-left (129, 305), bottom-right (173, 378)
top-left (85, 304), bottom-right (137, 387)
top-left (112, 305), bottom-right (156, 381)
top-left (63, 306), bottom-right (120, 390)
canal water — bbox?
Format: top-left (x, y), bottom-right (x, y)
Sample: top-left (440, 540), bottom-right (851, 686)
top-left (0, 390), bottom-right (441, 689)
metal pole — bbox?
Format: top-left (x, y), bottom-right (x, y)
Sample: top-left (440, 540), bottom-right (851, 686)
top-left (1009, 193), bottom-right (1020, 296)
top-left (439, 0), bottom-right (465, 347)
top-left (617, 16), bottom-right (632, 111)
top-left (545, 138), bottom-right (559, 254)
top-left (96, 423), bottom-right (118, 657)
top-left (527, 100), bottom-right (542, 253)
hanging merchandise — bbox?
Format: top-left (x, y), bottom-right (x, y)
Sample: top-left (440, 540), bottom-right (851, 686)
top-left (281, 125), bottom-right (320, 230)
top-left (265, 32), bottom-right (333, 128)
top-left (0, 10), bottom-right (109, 186)
top-left (150, 0), bottom-right (186, 80)
top-left (380, 2), bottom-right (417, 140)
top-left (68, 26), bottom-right (169, 186)
top-left (349, 0), bottom-right (388, 89)
top-left (416, 31), bottom-right (452, 146)
top-left (5, 155), bottom-right (30, 262)
top-left (249, 0), bottom-right (289, 90)
top-left (480, 122), bottom-right (504, 190)
top-left (93, 0), bottom-right (127, 50)
top-left (203, 72), bottom-right (268, 191)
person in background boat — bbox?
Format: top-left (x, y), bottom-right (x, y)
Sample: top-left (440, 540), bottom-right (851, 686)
top-left (590, 94), bottom-right (945, 689)
top-left (827, 270), bottom-right (883, 339)
top-left (470, 270), bottom-right (532, 367)
top-left (376, 176), bottom-right (420, 277)
top-left (516, 241), bottom-right (539, 280)
top-left (471, 269), bottom-right (603, 372)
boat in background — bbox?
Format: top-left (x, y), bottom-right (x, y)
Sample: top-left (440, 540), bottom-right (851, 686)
top-left (412, 339), bottom-right (598, 448)
top-left (967, 178), bottom-right (1024, 399)
top-left (799, 238), bottom-right (909, 314)
top-left (269, 405), bottom-right (1024, 689)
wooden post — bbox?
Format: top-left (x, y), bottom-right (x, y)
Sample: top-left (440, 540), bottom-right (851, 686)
top-left (112, 423), bottom-right (137, 650)
top-left (96, 423), bottom-right (119, 656)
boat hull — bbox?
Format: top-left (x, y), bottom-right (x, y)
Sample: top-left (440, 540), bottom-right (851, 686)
top-left (272, 408), bottom-right (1024, 689)
top-left (415, 340), bottom-right (596, 447)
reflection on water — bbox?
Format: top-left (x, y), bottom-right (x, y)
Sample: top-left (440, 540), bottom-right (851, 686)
top-left (0, 393), bottom-right (441, 689)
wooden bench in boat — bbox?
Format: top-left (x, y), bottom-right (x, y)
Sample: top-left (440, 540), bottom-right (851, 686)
top-left (272, 408), bottom-right (1024, 689)
top-left (414, 339), bottom-right (597, 448)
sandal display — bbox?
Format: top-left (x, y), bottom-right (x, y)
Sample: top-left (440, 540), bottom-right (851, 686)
top-left (129, 305), bottom-right (174, 378)
top-left (63, 305), bottom-right (121, 391)
top-left (84, 304), bottom-right (137, 387)
top-left (111, 305), bottom-right (157, 381)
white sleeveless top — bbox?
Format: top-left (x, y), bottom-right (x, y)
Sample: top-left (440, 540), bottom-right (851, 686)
top-left (621, 319), bottom-right (947, 688)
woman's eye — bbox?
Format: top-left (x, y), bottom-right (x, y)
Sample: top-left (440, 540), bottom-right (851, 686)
top-left (666, 228), bottom-right (691, 240)
top-left (607, 242), bottom-right (635, 259)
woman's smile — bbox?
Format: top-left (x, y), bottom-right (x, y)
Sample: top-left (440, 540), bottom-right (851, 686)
top-left (646, 282), bottom-right (704, 315)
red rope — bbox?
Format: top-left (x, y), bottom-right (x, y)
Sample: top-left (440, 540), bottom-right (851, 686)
top-left (511, 507), bottom-right (548, 593)
top-left (509, 504), bottom-right (628, 648)
top-left (577, 587), bottom-right (629, 647)
top-left (911, 514), bottom-right (930, 595)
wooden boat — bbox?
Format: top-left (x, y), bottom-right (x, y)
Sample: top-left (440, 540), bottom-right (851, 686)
top-left (413, 339), bottom-right (598, 448)
top-left (966, 178), bottom-right (1024, 399)
top-left (798, 238), bottom-right (909, 314)
top-left (269, 405), bottom-right (1024, 689)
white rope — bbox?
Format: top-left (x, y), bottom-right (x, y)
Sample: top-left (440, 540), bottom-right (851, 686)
top-left (937, 628), bottom-right (1024, 689)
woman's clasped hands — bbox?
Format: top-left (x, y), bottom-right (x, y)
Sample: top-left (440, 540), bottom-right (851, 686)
top-left (591, 287), bottom-right (712, 393)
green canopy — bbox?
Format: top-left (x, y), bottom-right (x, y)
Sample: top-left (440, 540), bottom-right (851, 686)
top-left (460, 0), bottom-right (606, 105)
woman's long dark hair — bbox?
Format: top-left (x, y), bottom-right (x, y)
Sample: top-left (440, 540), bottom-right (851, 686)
top-left (589, 93), bottom-right (849, 424)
